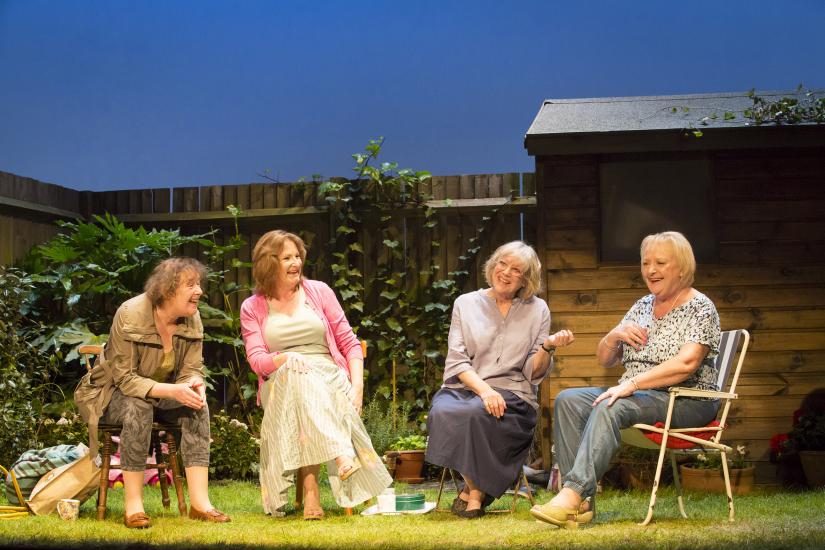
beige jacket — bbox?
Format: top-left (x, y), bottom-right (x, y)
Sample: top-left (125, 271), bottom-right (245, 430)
top-left (74, 293), bottom-right (205, 451)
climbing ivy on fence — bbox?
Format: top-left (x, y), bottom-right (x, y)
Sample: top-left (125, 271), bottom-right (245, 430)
top-left (319, 138), bottom-right (497, 425)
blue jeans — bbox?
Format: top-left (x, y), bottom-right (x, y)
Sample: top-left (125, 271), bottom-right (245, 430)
top-left (554, 387), bottom-right (719, 499)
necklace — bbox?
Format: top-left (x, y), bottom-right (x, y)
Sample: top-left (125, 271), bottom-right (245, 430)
top-left (655, 287), bottom-right (687, 318)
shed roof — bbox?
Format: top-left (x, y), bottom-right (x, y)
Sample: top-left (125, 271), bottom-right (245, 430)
top-left (524, 90), bottom-right (824, 156)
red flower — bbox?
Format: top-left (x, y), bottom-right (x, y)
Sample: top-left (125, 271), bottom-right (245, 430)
top-left (792, 408), bottom-right (804, 425)
top-left (770, 433), bottom-right (789, 452)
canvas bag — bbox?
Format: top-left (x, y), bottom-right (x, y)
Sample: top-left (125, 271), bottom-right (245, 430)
top-left (4, 444), bottom-right (83, 505)
top-left (25, 443), bottom-right (101, 516)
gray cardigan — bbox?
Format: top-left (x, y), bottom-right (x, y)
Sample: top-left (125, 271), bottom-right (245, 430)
top-left (442, 289), bottom-right (552, 410)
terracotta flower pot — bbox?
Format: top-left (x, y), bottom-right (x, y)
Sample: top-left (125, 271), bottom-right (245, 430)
top-left (679, 465), bottom-right (755, 495)
top-left (393, 450), bottom-right (425, 483)
top-left (799, 450), bottom-right (825, 488)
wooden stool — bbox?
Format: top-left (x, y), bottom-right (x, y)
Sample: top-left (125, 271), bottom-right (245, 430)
top-left (79, 345), bottom-right (188, 520)
top-left (435, 467), bottom-right (535, 514)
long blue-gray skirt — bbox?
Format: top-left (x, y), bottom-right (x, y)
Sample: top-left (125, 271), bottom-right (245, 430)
top-left (425, 387), bottom-right (537, 498)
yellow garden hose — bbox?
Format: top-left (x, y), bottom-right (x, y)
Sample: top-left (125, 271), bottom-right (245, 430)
top-left (0, 465), bottom-right (29, 519)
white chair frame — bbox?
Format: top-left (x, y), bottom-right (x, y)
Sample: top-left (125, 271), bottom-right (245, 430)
top-left (620, 329), bottom-right (750, 526)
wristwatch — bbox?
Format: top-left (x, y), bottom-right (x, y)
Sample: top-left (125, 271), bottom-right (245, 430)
top-left (541, 342), bottom-right (556, 353)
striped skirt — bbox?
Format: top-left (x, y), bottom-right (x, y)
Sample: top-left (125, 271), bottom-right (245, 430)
top-left (258, 357), bottom-right (392, 514)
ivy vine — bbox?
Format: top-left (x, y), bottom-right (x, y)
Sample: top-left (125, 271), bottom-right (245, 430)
top-left (320, 138), bottom-right (496, 426)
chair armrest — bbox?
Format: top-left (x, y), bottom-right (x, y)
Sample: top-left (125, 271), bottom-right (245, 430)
top-left (669, 387), bottom-right (737, 400)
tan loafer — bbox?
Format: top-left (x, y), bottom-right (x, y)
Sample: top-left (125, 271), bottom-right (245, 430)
top-left (124, 512), bottom-right (151, 529)
top-left (189, 507), bottom-right (231, 523)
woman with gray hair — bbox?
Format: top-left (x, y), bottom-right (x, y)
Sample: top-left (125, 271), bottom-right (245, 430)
top-left (530, 231), bottom-right (720, 528)
top-left (425, 241), bottom-right (574, 519)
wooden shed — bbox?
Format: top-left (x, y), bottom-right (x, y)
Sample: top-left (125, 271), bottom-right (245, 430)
top-left (524, 91), bottom-right (825, 483)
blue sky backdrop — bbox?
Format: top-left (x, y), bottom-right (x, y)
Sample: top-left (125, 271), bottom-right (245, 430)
top-left (1, 0), bottom-right (824, 191)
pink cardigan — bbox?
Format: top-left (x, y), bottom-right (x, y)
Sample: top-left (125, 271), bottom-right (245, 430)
top-left (240, 279), bottom-right (363, 404)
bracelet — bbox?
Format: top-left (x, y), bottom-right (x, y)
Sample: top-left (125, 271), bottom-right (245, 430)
top-left (601, 336), bottom-right (619, 352)
top-left (541, 342), bottom-right (556, 354)
top-left (630, 377), bottom-right (640, 391)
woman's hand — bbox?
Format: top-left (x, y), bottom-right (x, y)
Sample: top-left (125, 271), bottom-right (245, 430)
top-left (283, 352), bottom-right (312, 373)
top-left (592, 380), bottom-right (636, 407)
top-left (608, 321), bottom-right (648, 351)
top-left (546, 329), bottom-right (575, 349)
top-left (170, 382), bottom-right (205, 409)
top-left (351, 388), bottom-right (363, 415)
top-left (480, 389), bottom-right (506, 419)
top-left (189, 378), bottom-right (207, 405)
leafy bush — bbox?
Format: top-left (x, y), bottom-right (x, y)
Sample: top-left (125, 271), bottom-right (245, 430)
top-left (36, 412), bottom-right (90, 449)
top-left (362, 392), bottom-right (415, 456)
top-left (19, 211), bottom-right (258, 422)
top-left (788, 412), bottom-right (825, 452)
top-left (389, 435), bottom-right (427, 451)
top-left (0, 267), bottom-right (58, 466)
top-left (209, 413), bottom-right (260, 480)
top-left (321, 139), bottom-right (495, 420)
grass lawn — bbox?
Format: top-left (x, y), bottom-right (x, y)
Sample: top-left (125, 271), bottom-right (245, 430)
top-left (2, 481), bottom-right (824, 549)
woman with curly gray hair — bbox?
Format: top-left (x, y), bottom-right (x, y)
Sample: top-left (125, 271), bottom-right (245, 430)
top-left (425, 241), bottom-right (575, 519)
top-left (75, 257), bottom-right (229, 528)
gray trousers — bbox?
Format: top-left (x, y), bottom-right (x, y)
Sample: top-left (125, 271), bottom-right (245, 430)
top-left (101, 389), bottom-right (210, 471)
top-left (554, 387), bottom-right (719, 499)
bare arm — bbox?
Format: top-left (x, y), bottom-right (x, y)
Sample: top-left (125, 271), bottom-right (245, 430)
top-left (597, 321), bottom-right (649, 368)
top-left (593, 342), bottom-right (710, 407)
top-left (531, 329), bottom-right (575, 381)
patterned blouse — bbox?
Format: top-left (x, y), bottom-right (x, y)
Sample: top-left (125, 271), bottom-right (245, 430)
top-left (618, 291), bottom-right (721, 393)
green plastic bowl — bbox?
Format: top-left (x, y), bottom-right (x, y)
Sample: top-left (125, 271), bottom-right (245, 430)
top-left (395, 493), bottom-right (425, 511)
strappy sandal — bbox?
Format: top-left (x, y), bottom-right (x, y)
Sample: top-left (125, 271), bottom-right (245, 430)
top-left (338, 457), bottom-right (361, 481)
top-left (303, 507), bottom-right (324, 521)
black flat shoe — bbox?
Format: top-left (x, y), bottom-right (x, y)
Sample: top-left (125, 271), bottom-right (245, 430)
top-left (451, 496), bottom-right (468, 514)
top-left (455, 507), bottom-right (485, 520)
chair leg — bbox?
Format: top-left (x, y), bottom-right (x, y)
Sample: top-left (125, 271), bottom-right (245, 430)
top-left (97, 430), bottom-right (112, 520)
top-left (640, 443), bottom-right (669, 526)
top-left (671, 452), bottom-right (688, 519)
top-left (720, 451), bottom-right (735, 522)
top-left (153, 431), bottom-right (171, 510)
top-left (435, 467), bottom-right (449, 510)
top-left (294, 471), bottom-right (304, 509)
top-left (165, 431), bottom-right (187, 516)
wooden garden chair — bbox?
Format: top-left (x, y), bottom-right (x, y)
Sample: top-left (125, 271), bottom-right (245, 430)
top-left (620, 329), bottom-right (750, 526)
top-left (78, 344), bottom-right (187, 520)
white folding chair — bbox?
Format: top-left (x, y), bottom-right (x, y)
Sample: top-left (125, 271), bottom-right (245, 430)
top-left (620, 329), bottom-right (750, 525)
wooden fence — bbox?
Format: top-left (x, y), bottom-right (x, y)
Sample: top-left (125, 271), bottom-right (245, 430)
top-left (0, 170), bottom-right (538, 308)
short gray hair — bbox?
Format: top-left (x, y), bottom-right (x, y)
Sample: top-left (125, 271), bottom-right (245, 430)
top-left (483, 241), bottom-right (542, 300)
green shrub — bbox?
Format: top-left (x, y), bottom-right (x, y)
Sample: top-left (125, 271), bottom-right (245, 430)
top-left (209, 413), bottom-right (260, 480)
top-left (0, 267), bottom-right (57, 466)
top-left (36, 412), bottom-right (90, 449)
top-left (362, 392), bottom-right (414, 456)
top-left (389, 434), bottom-right (427, 451)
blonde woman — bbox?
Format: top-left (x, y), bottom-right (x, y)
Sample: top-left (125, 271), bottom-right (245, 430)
top-left (530, 231), bottom-right (721, 528)
top-left (426, 241), bottom-right (575, 519)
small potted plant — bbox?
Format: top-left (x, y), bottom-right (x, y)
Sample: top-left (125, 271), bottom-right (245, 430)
top-left (388, 434), bottom-right (427, 483)
top-left (679, 444), bottom-right (754, 495)
top-left (786, 409), bottom-right (825, 488)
